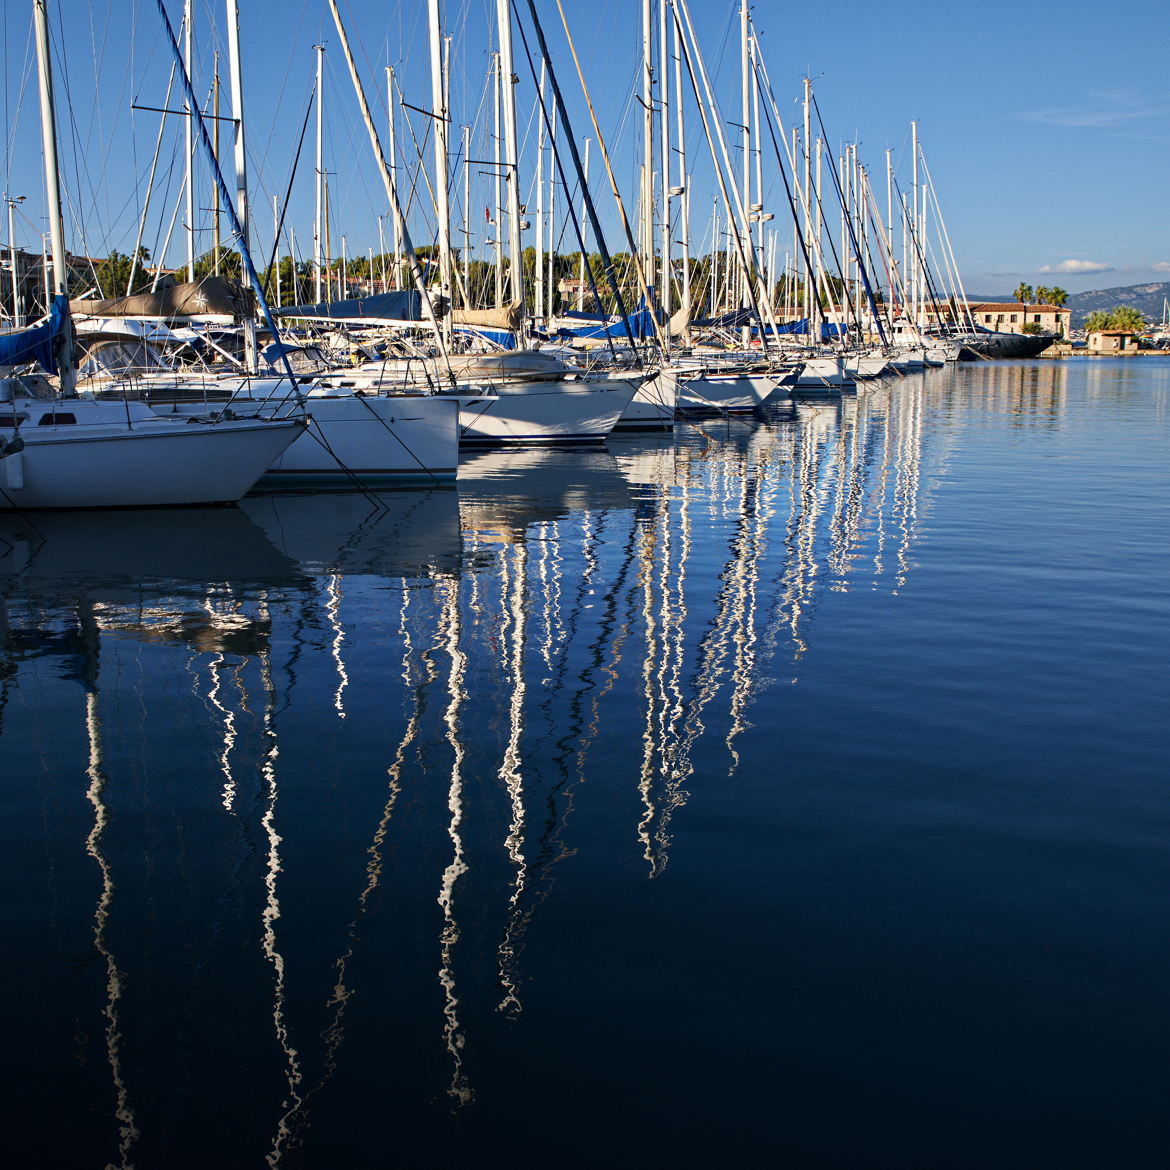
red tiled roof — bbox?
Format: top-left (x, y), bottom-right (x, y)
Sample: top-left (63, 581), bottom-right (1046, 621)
top-left (966, 302), bottom-right (1070, 312)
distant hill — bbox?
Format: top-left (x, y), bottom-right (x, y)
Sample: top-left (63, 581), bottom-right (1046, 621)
top-left (1065, 282), bottom-right (1170, 327)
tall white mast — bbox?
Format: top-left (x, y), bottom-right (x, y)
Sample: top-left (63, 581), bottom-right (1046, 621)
top-left (672, 10), bottom-right (689, 326)
top-left (273, 194), bottom-right (281, 307)
top-left (325, 0), bottom-right (451, 363)
top-left (641, 0), bottom-right (654, 292)
top-left (576, 138), bottom-right (590, 311)
top-left (428, 0), bottom-right (452, 305)
top-left (212, 57), bottom-right (221, 274)
top-left (802, 79), bottom-right (813, 330)
top-left (546, 112), bottom-right (556, 315)
top-left (224, 0), bottom-right (256, 370)
top-left (535, 61), bottom-right (546, 323)
top-left (750, 29), bottom-right (767, 318)
top-left (739, 0), bottom-right (750, 315)
top-left (658, 0), bottom-right (672, 326)
top-left (462, 123), bottom-right (471, 307)
top-left (183, 0), bottom-right (196, 281)
top-left (496, 0), bottom-right (524, 314)
top-left (32, 0), bottom-right (74, 393)
top-left (492, 51), bottom-right (503, 308)
top-left (314, 44), bottom-right (325, 302)
top-left (911, 119), bottom-right (919, 326)
top-left (386, 67), bottom-right (401, 288)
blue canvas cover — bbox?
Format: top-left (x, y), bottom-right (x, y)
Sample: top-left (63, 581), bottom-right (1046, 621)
top-left (275, 290), bottom-right (433, 321)
top-left (760, 319), bottom-right (848, 339)
top-left (0, 296), bottom-right (68, 372)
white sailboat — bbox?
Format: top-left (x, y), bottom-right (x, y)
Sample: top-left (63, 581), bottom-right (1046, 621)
top-left (0, 0), bottom-right (305, 512)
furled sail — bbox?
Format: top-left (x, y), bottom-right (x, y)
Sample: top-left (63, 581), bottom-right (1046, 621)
top-left (70, 276), bottom-right (250, 320)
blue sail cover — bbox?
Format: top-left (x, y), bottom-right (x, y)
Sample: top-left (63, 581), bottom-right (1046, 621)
top-left (275, 290), bottom-right (433, 321)
top-left (0, 296), bottom-right (68, 372)
top-left (553, 306), bottom-right (657, 340)
top-left (758, 319), bottom-right (848, 339)
top-left (691, 307), bottom-right (757, 329)
top-left (454, 326), bottom-right (515, 349)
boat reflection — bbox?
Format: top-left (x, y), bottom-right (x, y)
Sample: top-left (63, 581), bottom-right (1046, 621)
top-left (0, 374), bottom-right (949, 1164)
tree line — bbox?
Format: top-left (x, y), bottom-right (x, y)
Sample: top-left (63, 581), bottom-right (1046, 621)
top-left (1012, 283), bottom-right (1069, 307)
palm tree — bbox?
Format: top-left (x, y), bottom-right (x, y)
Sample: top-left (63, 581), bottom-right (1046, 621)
top-left (1034, 285), bottom-right (1051, 305)
top-left (1048, 286), bottom-right (1068, 307)
top-left (1110, 306), bottom-right (1145, 332)
top-left (1013, 281), bottom-right (1034, 305)
top-left (1010, 282), bottom-right (1034, 333)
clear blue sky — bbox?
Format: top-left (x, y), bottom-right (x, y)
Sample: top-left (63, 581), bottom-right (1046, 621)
top-left (3, 0), bottom-right (1166, 296)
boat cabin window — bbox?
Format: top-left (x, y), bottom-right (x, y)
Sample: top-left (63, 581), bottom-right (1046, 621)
top-left (38, 412), bottom-right (77, 425)
top-left (0, 415), bottom-right (26, 427)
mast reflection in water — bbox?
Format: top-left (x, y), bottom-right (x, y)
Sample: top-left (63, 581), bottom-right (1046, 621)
top-left (3, 360), bottom-right (1169, 1168)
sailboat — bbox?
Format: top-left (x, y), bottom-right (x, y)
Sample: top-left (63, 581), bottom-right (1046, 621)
top-left (0, 0), bottom-right (305, 511)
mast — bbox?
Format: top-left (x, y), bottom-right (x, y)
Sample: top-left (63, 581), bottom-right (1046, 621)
top-left (314, 44), bottom-right (325, 302)
top-left (802, 78), bottom-right (812, 332)
top-left (641, 0), bottom-right (654, 293)
top-left (496, 0), bottom-right (525, 314)
top-left (386, 67), bottom-right (401, 289)
top-left (32, 0), bottom-right (75, 394)
top-left (492, 51), bottom-right (503, 308)
top-left (212, 57), bottom-right (221, 275)
top-left (658, 0), bottom-right (672, 328)
top-left (325, 0), bottom-right (450, 362)
top-left (911, 119), bottom-right (919, 327)
top-left (224, 0), bottom-right (257, 370)
top-left (672, 13), bottom-right (689, 329)
top-left (739, 0), bottom-right (749, 315)
top-left (546, 111), bottom-right (556, 317)
top-left (183, 0), bottom-right (196, 281)
top-left (428, 0), bottom-right (453, 307)
top-left (273, 195), bottom-right (281, 307)
top-left (535, 61), bottom-right (546, 323)
top-left (576, 138), bottom-right (590, 311)
top-left (6, 197), bottom-right (23, 327)
top-left (462, 123), bottom-right (471, 307)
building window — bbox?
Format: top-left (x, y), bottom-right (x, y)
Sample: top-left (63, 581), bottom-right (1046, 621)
top-left (984, 314), bottom-right (992, 323)
top-left (1034, 314), bottom-right (1041, 323)
top-left (1010, 314), bottom-right (1018, 323)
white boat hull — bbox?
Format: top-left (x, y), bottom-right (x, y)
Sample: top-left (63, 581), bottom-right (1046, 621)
top-left (792, 357), bottom-right (856, 389)
top-left (263, 395), bottom-right (461, 484)
top-left (614, 368), bottom-right (678, 430)
top-left (0, 413), bottom-right (305, 509)
top-left (442, 379), bottom-right (639, 444)
top-left (677, 372), bottom-right (771, 413)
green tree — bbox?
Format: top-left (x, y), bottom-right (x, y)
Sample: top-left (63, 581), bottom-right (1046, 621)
top-left (94, 247), bottom-right (154, 297)
top-left (194, 248), bottom-right (242, 281)
top-left (1109, 305), bottom-right (1145, 332)
top-left (1034, 285), bottom-right (1051, 305)
top-left (1047, 286), bottom-right (1068, 307)
top-left (1013, 281), bottom-right (1034, 305)
top-left (1085, 306), bottom-right (1147, 332)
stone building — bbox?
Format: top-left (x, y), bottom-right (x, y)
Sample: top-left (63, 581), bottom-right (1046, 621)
top-left (963, 302), bottom-right (1071, 336)
top-left (1087, 329), bottom-right (1139, 354)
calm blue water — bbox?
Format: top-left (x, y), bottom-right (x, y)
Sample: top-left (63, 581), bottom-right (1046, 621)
top-left (2, 359), bottom-right (1168, 1169)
